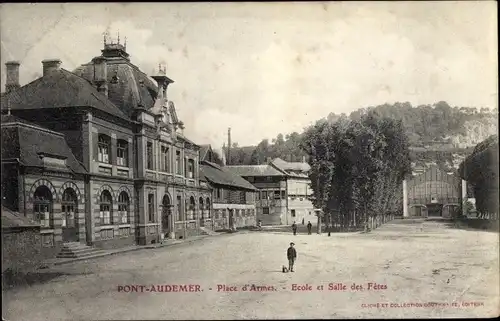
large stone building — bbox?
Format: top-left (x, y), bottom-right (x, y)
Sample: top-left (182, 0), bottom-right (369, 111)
top-left (1, 38), bottom-right (214, 256)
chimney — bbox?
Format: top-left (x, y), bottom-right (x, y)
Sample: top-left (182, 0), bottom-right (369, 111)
top-left (227, 128), bottom-right (231, 165)
top-left (92, 56), bottom-right (108, 96)
top-left (42, 59), bottom-right (62, 76)
top-left (5, 61), bottom-right (20, 93)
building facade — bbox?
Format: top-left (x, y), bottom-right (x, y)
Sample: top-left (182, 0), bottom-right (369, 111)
top-left (199, 145), bottom-right (257, 230)
top-left (1, 38), bottom-right (212, 255)
top-left (403, 166), bottom-right (465, 218)
top-left (226, 165), bottom-right (287, 225)
top-left (269, 158), bottom-right (317, 225)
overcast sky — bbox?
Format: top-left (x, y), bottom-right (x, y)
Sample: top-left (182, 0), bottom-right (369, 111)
top-left (0, 2), bottom-right (497, 147)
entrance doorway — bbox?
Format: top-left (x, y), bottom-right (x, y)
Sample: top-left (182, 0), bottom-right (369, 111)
top-left (61, 188), bottom-right (78, 242)
top-left (162, 195), bottom-right (172, 238)
top-left (427, 203), bottom-right (443, 217)
top-left (199, 197), bottom-right (205, 227)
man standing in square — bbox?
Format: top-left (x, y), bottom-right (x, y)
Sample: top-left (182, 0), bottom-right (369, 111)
top-left (287, 242), bottom-right (297, 272)
top-left (307, 221), bottom-right (312, 235)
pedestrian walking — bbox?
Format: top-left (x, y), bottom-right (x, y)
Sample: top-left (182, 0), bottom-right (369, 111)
top-left (307, 221), bottom-right (312, 235)
top-left (292, 222), bottom-right (297, 235)
top-left (302, 218), bottom-right (305, 225)
top-left (287, 242), bottom-right (297, 272)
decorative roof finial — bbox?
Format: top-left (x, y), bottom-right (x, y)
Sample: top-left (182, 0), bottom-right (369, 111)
top-left (117, 31), bottom-right (120, 44)
top-left (103, 31), bottom-right (107, 46)
top-left (124, 36), bottom-right (127, 50)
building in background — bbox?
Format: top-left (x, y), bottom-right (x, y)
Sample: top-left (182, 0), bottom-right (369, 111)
top-left (1, 36), bottom-right (212, 258)
top-left (403, 166), bottom-right (465, 218)
top-left (199, 145), bottom-right (257, 230)
top-left (269, 158), bottom-right (317, 225)
top-left (225, 165), bottom-right (287, 225)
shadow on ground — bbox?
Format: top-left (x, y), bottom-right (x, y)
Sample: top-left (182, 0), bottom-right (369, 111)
top-left (2, 269), bottom-right (73, 290)
top-left (442, 218), bottom-right (499, 232)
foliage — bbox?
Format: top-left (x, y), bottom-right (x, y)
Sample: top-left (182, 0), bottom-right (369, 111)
top-left (458, 135), bottom-right (499, 216)
top-left (300, 111), bottom-right (412, 231)
top-left (224, 102), bottom-right (496, 166)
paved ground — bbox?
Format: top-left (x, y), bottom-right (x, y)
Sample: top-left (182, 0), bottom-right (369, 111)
top-left (3, 219), bottom-right (499, 320)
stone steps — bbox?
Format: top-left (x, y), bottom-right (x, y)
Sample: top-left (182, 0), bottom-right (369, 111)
top-left (56, 242), bottom-right (106, 259)
top-left (199, 226), bottom-right (220, 236)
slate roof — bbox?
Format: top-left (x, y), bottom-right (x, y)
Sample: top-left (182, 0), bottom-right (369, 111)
top-left (199, 144), bottom-right (211, 161)
top-left (1, 115), bottom-right (87, 174)
top-left (200, 161), bottom-right (257, 191)
top-left (0, 69), bottom-right (128, 120)
top-left (2, 206), bottom-right (40, 228)
top-left (74, 59), bottom-right (160, 118)
top-left (271, 157), bottom-right (310, 176)
top-left (225, 164), bottom-right (286, 177)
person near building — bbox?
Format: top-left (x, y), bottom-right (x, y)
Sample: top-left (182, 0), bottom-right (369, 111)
top-left (292, 221), bottom-right (297, 235)
top-left (307, 221), bottom-right (312, 235)
top-left (287, 242), bottom-right (297, 272)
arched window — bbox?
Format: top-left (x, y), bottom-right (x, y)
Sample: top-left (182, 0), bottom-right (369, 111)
top-left (61, 188), bottom-right (77, 228)
top-left (206, 197), bottom-right (211, 218)
top-left (98, 134), bottom-right (111, 164)
top-left (199, 197), bottom-right (204, 219)
top-left (189, 196), bottom-right (196, 220)
top-left (100, 190), bottom-right (113, 225)
top-left (118, 191), bottom-right (130, 224)
top-left (34, 186), bottom-right (53, 228)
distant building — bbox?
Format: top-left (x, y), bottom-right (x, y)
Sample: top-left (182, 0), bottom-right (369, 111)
top-left (226, 165), bottom-right (287, 225)
top-left (269, 158), bottom-right (317, 225)
top-left (226, 158), bottom-right (318, 226)
top-left (403, 166), bottom-right (466, 218)
top-left (199, 146), bottom-right (257, 230)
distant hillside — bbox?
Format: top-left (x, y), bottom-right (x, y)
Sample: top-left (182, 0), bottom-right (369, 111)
top-left (224, 101), bottom-right (498, 168)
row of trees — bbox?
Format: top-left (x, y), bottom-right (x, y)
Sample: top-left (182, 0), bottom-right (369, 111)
top-left (226, 101), bottom-right (496, 166)
top-left (459, 135), bottom-right (499, 219)
top-left (300, 111), bottom-right (412, 231)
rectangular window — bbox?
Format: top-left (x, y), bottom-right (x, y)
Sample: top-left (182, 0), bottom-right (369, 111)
top-left (274, 190), bottom-right (281, 200)
top-left (261, 191), bottom-right (268, 200)
top-left (217, 188), bottom-right (221, 199)
top-left (117, 141), bottom-right (128, 167)
top-left (100, 204), bottom-right (111, 225)
top-left (291, 209), bottom-right (296, 217)
top-left (148, 194), bottom-right (155, 223)
top-left (161, 146), bottom-right (169, 172)
top-left (187, 159), bottom-right (195, 179)
top-left (146, 142), bottom-right (154, 170)
top-left (176, 151), bottom-right (182, 175)
top-left (262, 207), bottom-right (270, 215)
top-left (281, 190), bottom-right (286, 199)
top-left (239, 191), bottom-right (246, 204)
top-left (98, 135), bottom-right (110, 164)
top-left (34, 204), bottom-right (51, 228)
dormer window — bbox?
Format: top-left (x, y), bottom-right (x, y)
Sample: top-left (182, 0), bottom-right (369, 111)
top-left (110, 74), bottom-right (119, 84)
